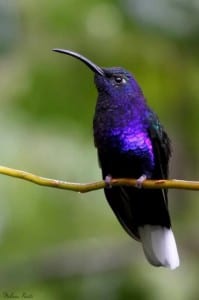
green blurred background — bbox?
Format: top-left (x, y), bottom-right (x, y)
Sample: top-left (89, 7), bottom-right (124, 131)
top-left (0, 0), bottom-right (198, 299)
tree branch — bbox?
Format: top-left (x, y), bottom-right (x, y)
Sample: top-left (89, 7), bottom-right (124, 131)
top-left (0, 165), bottom-right (199, 192)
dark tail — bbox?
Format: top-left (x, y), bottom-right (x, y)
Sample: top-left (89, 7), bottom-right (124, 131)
top-left (104, 186), bottom-right (179, 269)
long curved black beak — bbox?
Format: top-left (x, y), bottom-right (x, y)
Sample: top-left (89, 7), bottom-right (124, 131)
top-left (52, 48), bottom-right (104, 76)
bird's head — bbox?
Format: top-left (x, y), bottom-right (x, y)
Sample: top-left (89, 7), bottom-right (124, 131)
top-left (52, 49), bottom-right (143, 100)
top-left (94, 67), bottom-right (142, 99)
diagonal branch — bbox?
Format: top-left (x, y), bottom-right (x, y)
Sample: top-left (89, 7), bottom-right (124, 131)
top-left (0, 165), bottom-right (199, 192)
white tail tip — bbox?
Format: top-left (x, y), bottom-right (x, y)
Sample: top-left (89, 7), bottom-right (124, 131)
top-left (139, 225), bottom-right (180, 270)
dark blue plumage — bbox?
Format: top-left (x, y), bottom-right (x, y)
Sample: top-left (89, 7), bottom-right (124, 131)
top-left (53, 49), bottom-right (180, 269)
top-left (94, 67), bottom-right (170, 233)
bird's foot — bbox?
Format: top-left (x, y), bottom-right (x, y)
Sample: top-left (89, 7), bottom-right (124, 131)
top-left (135, 174), bottom-right (147, 189)
top-left (105, 175), bottom-right (112, 189)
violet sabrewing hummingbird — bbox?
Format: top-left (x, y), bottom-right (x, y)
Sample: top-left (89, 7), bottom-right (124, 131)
top-left (53, 48), bottom-right (180, 269)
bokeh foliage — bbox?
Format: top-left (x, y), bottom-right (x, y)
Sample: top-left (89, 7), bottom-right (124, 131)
top-left (0, 0), bottom-right (199, 299)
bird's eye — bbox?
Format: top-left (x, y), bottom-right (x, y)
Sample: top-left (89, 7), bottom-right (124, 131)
top-left (115, 76), bottom-right (122, 83)
top-left (114, 75), bottom-right (127, 85)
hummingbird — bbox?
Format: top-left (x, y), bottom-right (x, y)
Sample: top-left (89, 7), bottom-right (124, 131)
top-left (53, 48), bottom-right (180, 269)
